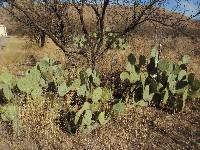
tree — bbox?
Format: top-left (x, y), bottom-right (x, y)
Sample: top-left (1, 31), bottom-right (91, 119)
top-left (2, 0), bottom-right (200, 69)
top-left (4, 8), bottom-right (46, 47)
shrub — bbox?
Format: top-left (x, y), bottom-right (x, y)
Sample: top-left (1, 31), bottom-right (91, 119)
top-left (0, 48), bottom-right (199, 134)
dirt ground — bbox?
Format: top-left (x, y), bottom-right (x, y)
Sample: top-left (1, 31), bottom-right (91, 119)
top-left (0, 35), bottom-right (199, 150)
top-left (69, 100), bottom-right (200, 150)
top-left (0, 100), bottom-right (199, 150)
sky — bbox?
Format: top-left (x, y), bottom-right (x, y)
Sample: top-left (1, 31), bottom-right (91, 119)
top-left (0, 0), bottom-right (199, 19)
top-left (164, 0), bottom-right (200, 19)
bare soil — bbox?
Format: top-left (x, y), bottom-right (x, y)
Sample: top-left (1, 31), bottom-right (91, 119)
top-left (0, 99), bottom-right (199, 150)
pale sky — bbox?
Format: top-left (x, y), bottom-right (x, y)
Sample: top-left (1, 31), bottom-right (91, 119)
top-left (164, 0), bottom-right (200, 19)
top-left (1, 0), bottom-right (199, 19)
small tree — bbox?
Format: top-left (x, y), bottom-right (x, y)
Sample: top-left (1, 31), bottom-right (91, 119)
top-left (4, 9), bottom-right (46, 47)
top-left (3, 0), bottom-right (200, 69)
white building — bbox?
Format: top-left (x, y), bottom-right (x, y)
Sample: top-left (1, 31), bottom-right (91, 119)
top-left (0, 25), bottom-right (7, 37)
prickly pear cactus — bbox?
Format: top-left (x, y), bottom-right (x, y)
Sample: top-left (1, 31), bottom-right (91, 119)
top-left (151, 47), bottom-right (159, 67)
top-left (0, 72), bottom-right (15, 101)
top-left (92, 87), bottom-right (102, 103)
top-left (112, 101), bottom-right (125, 114)
top-left (120, 54), bottom-right (140, 84)
top-left (143, 85), bottom-right (154, 103)
top-left (0, 104), bottom-right (18, 122)
top-left (58, 82), bottom-right (69, 97)
top-left (98, 111), bottom-right (110, 125)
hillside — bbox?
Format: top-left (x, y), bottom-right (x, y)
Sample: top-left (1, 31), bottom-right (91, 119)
top-left (2, 6), bottom-right (200, 76)
top-left (0, 5), bottom-right (200, 150)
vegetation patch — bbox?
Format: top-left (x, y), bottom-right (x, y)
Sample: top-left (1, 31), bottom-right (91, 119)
top-left (0, 48), bottom-right (199, 137)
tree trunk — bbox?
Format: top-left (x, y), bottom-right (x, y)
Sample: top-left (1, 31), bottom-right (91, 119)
top-left (91, 56), bottom-right (97, 70)
top-left (40, 31), bottom-right (45, 47)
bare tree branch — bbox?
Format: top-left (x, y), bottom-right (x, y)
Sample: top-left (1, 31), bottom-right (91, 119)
top-left (3, 0), bottom-right (199, 68)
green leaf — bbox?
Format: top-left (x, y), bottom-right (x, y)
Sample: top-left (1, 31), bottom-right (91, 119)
top-left (172, 64), bottom-right (181, 75)
top-left (126, 62), bottom-right (133, 72)
top-left (151, 48), bottom-right (159, 67)
top-left (75, 102), bottom-right (90, 124)
top-left (17, 77), bottom-right (32, 93)
top-left (98, 111), bottom-right (108, 125)
top-left (91, 70), bottom-right (101, 86)
top-left (158, 59), bottom-right (170, 72)
top-left (130, 73), bottom-right (140, 83)
top-left (40, 78), bottom-right (47, 88)
top-left (112, 101), bottom-right (125, 114)
top-left (125, 63), bottom-right (140, 83)
top-left (82, 110), bottom-right (93, 126)
top-left (105, 27), bottom-right (111, 32)
top-left (1, 104), bottom-right (17, 121)
top-left (101, 88), bottom-right (112, 102)
top-left (143, 85), bottom-right (154, 102)
top-left (70, 78), bottom-right (81, 91)
top-left (31, 88), bottom-right (43, 98)
top-left (91, 102), bottom-right (101, 112)
top-left (168, 74), bottom-right (177, 94)
top-left (120, 72), bottom-right (129, 81)
top-left (93, 32), bottom-right (97, 38)
top-left (37, 57), bottom-right (50, 68)
top-left (143, 85), bottom-right (150, 98)
top-left (86, 68), bottom-right (92, 77)
top-left (140, 72), bottom-right (148, 86)
top-left (163, 89), bottom-right (169, 105)
top-left (136, 100), bottom-right (148, 107)
top-left (182, 55), bottom-right (190, 64)
top-left (77, 84), bottom-right (87, 97)
top-left (2, 84), bottom-right (14, 100)
top-left (92, 87), bottom-right (102, 103)
top-left (189, 89), bottom-right (200, 98)
top-left (178, 70), bottom-right (187, 81)
top-left (28, 68), bottom-right (41, 82)
top-left (81, 123), bottom-right (99, 133)
top-left (82, 102), bottom-right (91, 110)
top-left (0, 72), bottom-right (14, 87)
top-left (168, 62), bottom-right (174, 74)
top-left (58, 82), bottom-right (68, 97)
top-left (92, 75), bottom-right (101, 86)
top-left (157, 83), bottom-right (163, 91)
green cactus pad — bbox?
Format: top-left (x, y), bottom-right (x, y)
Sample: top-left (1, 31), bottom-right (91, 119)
top-left (92, 87), bottom-right (103, 103)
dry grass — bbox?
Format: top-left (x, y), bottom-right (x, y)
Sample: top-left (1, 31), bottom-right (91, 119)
top-left (1, 99), bottom-right (199, 149)
top-left (0, 36), bottom-right (67, 75)
top-left (33, 39), bottom-right (67, 65)
top-left (0, 24), bottom-right (200, 150)
top-left (0, 34), bottom-right (200, 78)
top-left (0, 36), bottom-right (34, 74)
top-left (0, 36), bottom-right (27, 65)
top-left (97, 35), bottom-right (200, 78)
